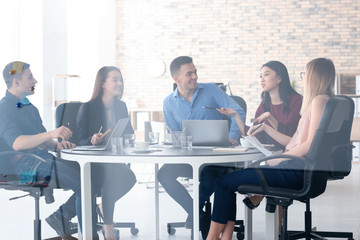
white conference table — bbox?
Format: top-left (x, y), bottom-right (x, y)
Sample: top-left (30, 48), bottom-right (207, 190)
top-left (61, 146), bottom-right (277, 240)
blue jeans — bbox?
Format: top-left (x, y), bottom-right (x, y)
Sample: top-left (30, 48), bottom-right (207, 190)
top-left (211, 159), bottom-right (305, 224)
top-left (157, 164), bottom-right (230, 216)
top-left (14, 152), bottom-right (82, 228)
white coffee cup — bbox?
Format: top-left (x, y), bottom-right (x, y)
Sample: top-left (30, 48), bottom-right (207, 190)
top-left (134, 142), bottom-right (149, 151)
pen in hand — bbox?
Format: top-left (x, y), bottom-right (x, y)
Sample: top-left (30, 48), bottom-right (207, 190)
top-left (92, 126), bottom-right (103, 145)
top-left (102, 129), bottom-right (111, 138)
top-left (250, 122), bottom-right (264, 135)
top-left (202, 106), bottom-right (217, 110)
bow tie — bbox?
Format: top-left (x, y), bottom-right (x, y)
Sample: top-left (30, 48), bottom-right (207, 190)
top-left (16, 98), bottom-right (30, 108)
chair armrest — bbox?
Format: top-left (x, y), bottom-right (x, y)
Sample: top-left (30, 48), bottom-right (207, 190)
top-left (329, 143), bottom-right (354, 179)
top-left (0, 151), bottom-right (47, 183)
top-left (238, 154), bottom-right (306, 196)
top-left (248, 154), bottom-right (305, 167)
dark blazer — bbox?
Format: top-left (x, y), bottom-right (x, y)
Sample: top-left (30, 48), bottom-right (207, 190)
top-left (76, 97), bottom-right (134, 146)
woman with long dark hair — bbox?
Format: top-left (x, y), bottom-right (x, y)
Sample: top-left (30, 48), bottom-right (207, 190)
top-left (255, 61), bottom-right (303, 149)
top-left (218, 61), bottom-right (302, 150)
top-left (77, 66), bottom-right (136, 240)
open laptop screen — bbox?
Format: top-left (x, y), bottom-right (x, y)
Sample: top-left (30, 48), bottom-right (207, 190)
top-left (73, 118), bottom-right (130, 151)
top-left (182, 120), bottom-right (229, 146)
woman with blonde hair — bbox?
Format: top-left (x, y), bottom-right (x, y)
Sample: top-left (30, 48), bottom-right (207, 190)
top-left (206, 58), bottom-right (336, 240)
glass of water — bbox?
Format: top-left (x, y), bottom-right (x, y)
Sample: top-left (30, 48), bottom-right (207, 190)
top-left (124, 134), bottom-right (135, 148)
top-left (111, 137), bottom-right (123, 153)
top-left (181, 135), bottom-right (192, 150)
top-left (149, 132), bottom-right (160, 145)
top-left (171, 131), bottom-right (183, 148)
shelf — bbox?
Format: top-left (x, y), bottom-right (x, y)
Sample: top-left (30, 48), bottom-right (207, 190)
top-left (337, 73), bottom-right (359, 95)
top-left (337, 73), bottom-right (360, 141)
top-left (129, 109), bottom-right (164, 131)
top-left (342, 94), bottom-right (360, 98)
top-left (351, 119), bottom-right (360, 141)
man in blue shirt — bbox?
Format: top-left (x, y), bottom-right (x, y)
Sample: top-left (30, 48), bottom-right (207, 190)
top-left (0, 61), bottom-right (81, 239)
top-left (158, 56), bottom-right (245, 238)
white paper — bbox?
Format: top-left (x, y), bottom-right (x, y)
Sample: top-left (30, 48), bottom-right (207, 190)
top-left (243, 135), bottom-right (272, 156)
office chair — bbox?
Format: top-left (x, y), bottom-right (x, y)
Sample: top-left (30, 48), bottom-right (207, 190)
top-left (227, 82), bottom-right (247, 122)
top-left (0, 151), bottom-right (78, 240)
top-left (55, 102), bottom-right (139, 238)
top-left (223, 95), bottom-right (247, 131)
top-left (237, 96), bottom-right (354, 240)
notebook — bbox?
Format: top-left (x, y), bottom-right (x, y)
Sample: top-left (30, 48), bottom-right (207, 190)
top-left (72, 118), bottom-right (130, 151)
top-left (182, 120), bottom-right (230, 146)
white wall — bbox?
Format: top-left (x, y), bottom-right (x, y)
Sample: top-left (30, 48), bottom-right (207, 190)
top-left (0, 0), bottom-right (43, 115)
top-left (66, 0), bottom-right (116, 95)
top-left (42, 0), bottom-right (68, 129)
top-left (55, 0), bottom-right (116, 129)
top-left (0, 0), bottom-right (117, 130)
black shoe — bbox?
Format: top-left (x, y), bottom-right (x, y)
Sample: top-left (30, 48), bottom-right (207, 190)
top-left (242, 197), bottom-right (259, 210)
top-left (200, 210), bottom-right (211, 240)
top-left (46, 212), bottom-right (72, 238)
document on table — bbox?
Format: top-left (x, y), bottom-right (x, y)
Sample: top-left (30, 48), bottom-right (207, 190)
top-left (243, 135), bottom-right (272, 156)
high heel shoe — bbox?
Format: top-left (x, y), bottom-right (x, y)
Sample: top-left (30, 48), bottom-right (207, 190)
top-left (97, 204), bottom-right (119, 239)
top-left (243, 197), bottom-right (259, 210)
top-left (96, 204), bottom-right (104, 222)
top-left (101, 226), bottom-right (119, 240)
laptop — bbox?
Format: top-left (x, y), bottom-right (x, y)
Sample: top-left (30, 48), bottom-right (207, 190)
top-left (182, 120), bottom-right (230, 146)
top-left (72, 118), bottom-right (130, 151)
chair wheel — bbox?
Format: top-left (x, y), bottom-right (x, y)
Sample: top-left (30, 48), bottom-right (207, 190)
top-left (236, 231), bottom-right (244, 240)
top-left (130, 227), bottom-right (139, 235)
top-left (167, 227), bottom-right (176, 235)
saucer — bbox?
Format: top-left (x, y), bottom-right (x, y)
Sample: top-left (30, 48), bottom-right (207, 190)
top-left (132, 150), bottom-right (152, 154)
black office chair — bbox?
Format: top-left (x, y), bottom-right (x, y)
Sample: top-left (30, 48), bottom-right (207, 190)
top-left (223, 95), bottom-right (247, 133)
top-left (237, 96), bottom-right (355, 240)
top-left (227, 82), bottom-right (247, 123)
top-left (0, 151), bottom-right (78, 240)
top-left (55, 102), bottom-right (139, 238)
top-left (55, 102), bottom-right (83, 145)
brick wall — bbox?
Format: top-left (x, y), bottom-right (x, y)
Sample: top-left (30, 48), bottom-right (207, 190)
top-left (115, 0), bottom-right (360, 120)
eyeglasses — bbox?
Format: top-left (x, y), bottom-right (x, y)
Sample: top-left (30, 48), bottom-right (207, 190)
top-left (300, 72), bottom-right (305, 80)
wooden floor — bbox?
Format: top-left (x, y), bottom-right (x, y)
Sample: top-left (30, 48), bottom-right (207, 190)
top-left (0, 162), bottom-right (359, 240)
